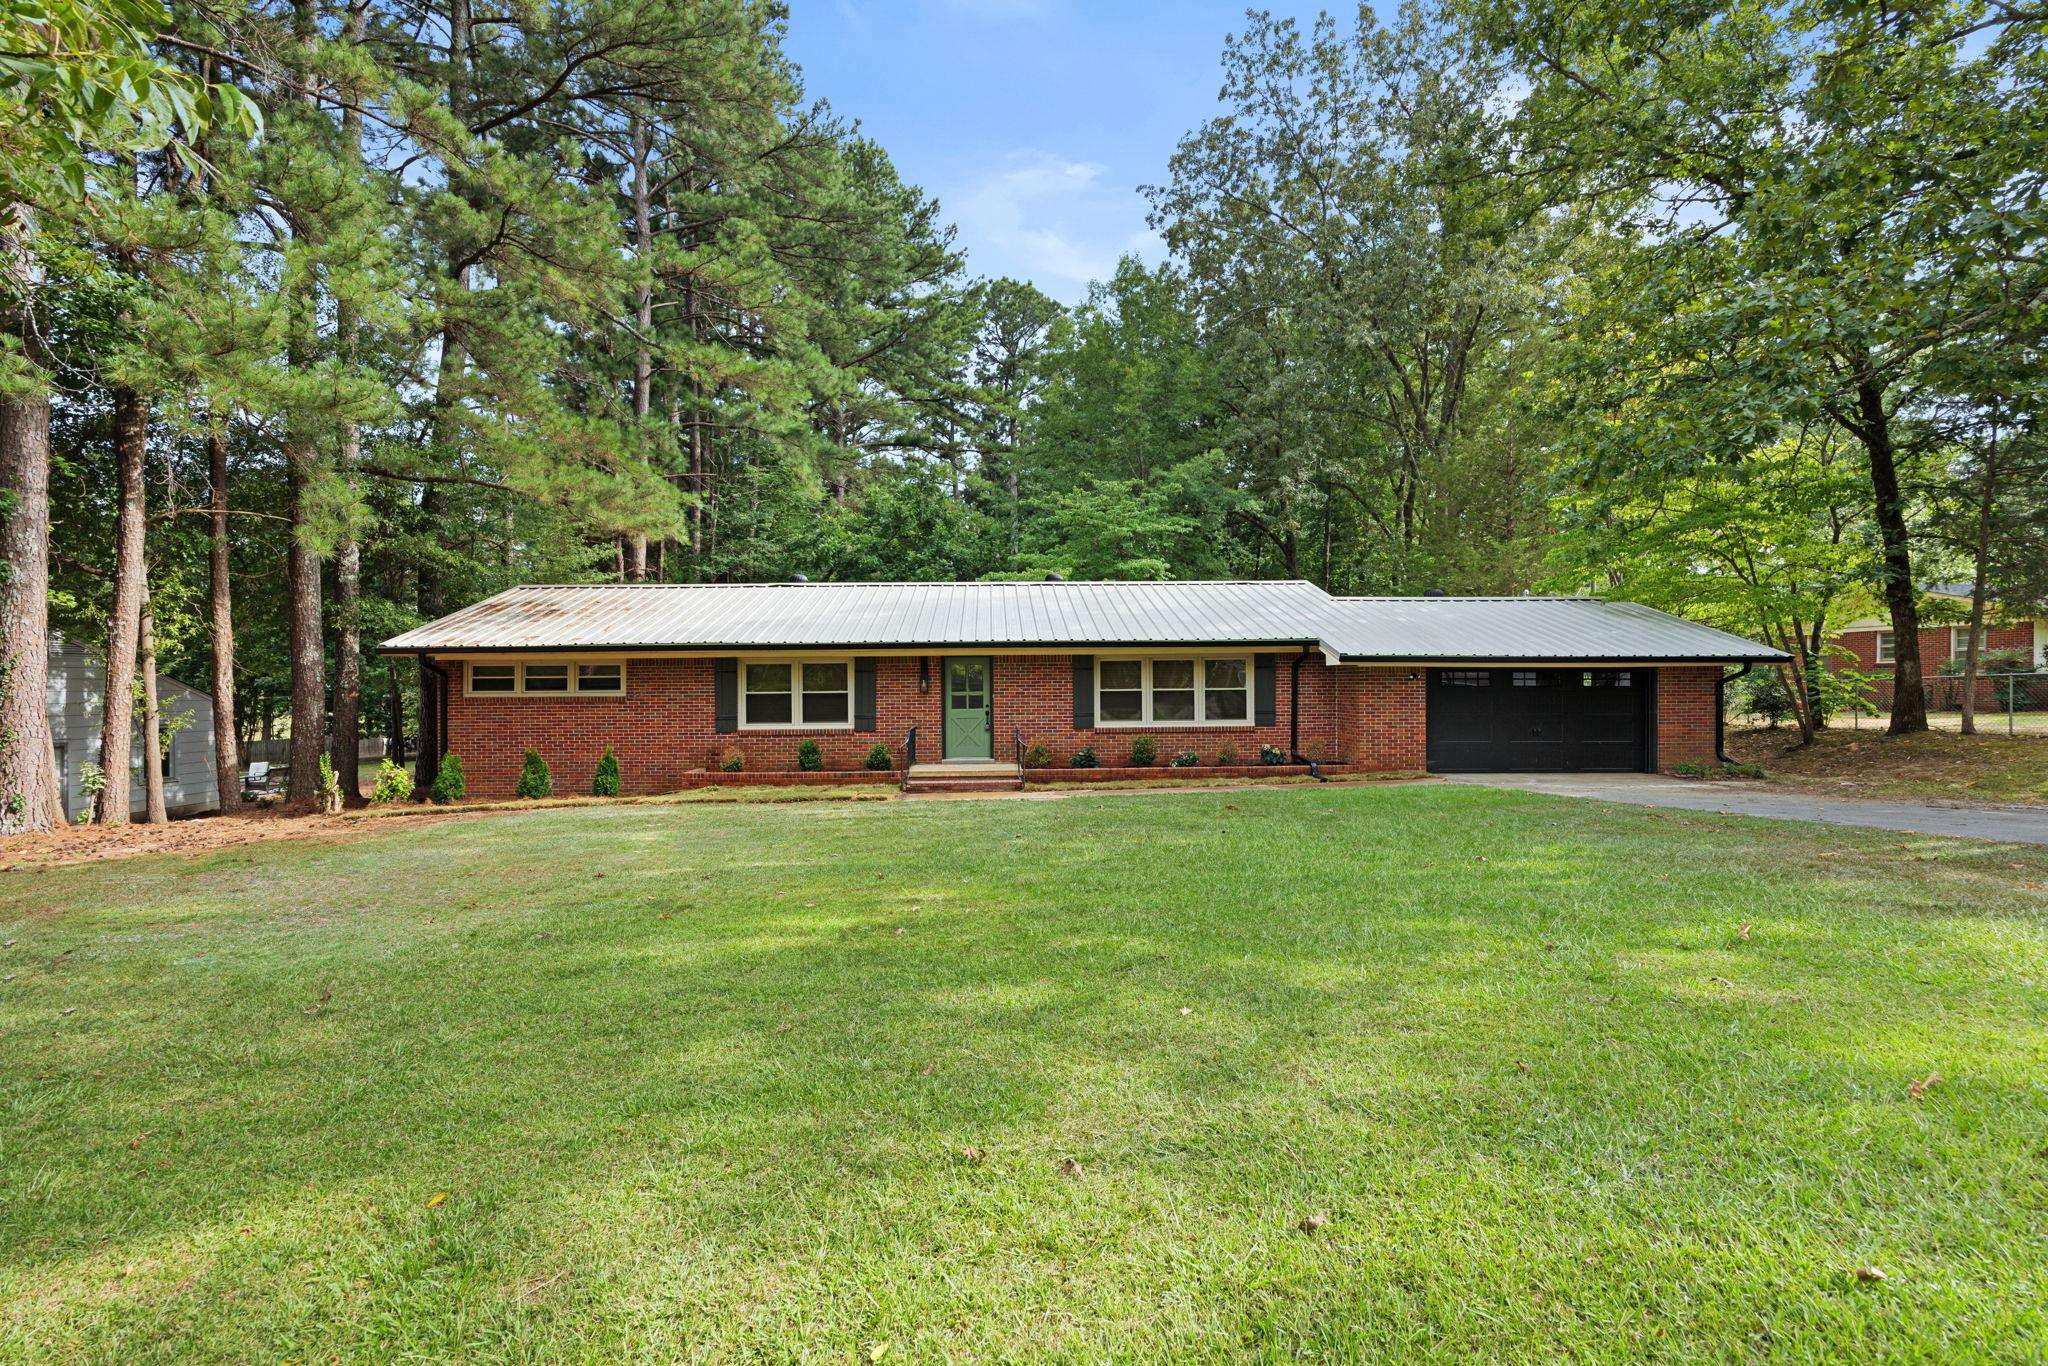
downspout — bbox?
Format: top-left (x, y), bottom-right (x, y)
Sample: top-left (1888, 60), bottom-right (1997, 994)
top-left (1290, 645), bottom-right (1326, 781)
top-left (1717, 663), bottom-right (1753, 764)
top-left (416, 653), bottom-right (453, 787)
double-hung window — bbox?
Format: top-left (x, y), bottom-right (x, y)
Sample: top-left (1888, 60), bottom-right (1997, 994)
top-left (1874, 631), bottom-right (1896, 664)
top-left (1096, 655), bottom-right (1254, 727)
top-left (741, 659), bottom-right (851, 728)
top-left (467, 661), bottom-right (627, 696)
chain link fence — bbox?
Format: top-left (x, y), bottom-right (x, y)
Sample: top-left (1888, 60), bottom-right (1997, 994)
top-left (1833, 672), bottom-right (2048, 736)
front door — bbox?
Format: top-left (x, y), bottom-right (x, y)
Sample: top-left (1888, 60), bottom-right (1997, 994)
top-left (943, 656), bottom-right (993, 759)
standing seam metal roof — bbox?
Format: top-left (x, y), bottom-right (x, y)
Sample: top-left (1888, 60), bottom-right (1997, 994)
top-left (379, 580), bottom-right (1787, 661)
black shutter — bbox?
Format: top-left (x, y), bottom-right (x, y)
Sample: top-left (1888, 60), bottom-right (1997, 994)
top-left (1254, 654), bottom-right (1277, 727)
top-left (853, 657), bottom-right (877, 732)
top-left (714, 657), bottom-right (738, 733)
top-left (1072, 655), bottom-right (1094, 729)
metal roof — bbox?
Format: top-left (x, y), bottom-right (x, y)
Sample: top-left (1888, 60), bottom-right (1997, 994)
top-left (1317, 596), bottom-right (1787, 662)
top-left (380, 580), bottom-right (1335, 652)
top-left (381, 580), bottom-right (1787, 662)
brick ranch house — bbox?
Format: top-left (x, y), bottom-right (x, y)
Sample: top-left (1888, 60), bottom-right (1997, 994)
top-left (1831, 583), bottom-right (2047, 710)
top-left (381, 580), bottom-right (1786, 797)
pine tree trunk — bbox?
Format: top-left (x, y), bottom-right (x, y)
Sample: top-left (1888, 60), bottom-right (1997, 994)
top-left (138, 581), bottom-right (167, 824)
top-left (206, 420), bottom-right (243, 813)
top-left (1958, 428), bottom-right (1999, 736)
top-left (330, 533), bottom-right (365, 805)
top-left (96, 383), bottom-right (149, 826)
top-left (0, 379), bottom-right (61, 833)
top-left (0, 206), bottom-right (61, 832)
top-left (1855, 376), bottom-right (1927, 734)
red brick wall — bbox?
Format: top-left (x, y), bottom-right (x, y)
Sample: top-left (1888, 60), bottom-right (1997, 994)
top-left (442, 651), bottom-right (1368, 798)
top-left (1335, 666), bottom-right (1426, 770)
top-left (1656, 666), bottom-right (1722, 771)
top-left (439, 654), bottom-right (1719, 794)
top-left (1833, 621), bottom-right (2034, 674)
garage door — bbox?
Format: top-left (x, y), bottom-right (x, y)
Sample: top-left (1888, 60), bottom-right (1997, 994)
top-left (1426, 668), bottom-right (1652, 772)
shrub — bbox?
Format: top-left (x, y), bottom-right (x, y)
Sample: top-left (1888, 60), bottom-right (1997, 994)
top-left (1938, 647), bottom-right (2032, 676)
top-left (430, 752), bottom-right (466, 804)
top-left (591, 745), bottom-right (621, 797)
top-left (718, 748), bottom-right (745, 774)
top-left (1129, 736), bottom-right (1157, 766)
top-left (1674, 759), bottom-right (1768, 781)
top-left (316, 754), bottom-right (342, 814)
top-left (516, 749), bottom-right (553, 799)
top-left (1215, 744), bottom-right (1238, 767)
top-left (1738, 670), bottom-right (1798, 729)
top-left (78, 762), bottom-right (106, 823)
top-left (864, 742), bottom-right (894, 771)
top-left (1070, 745), bottom-right (1099, 769)
top-left (1259, 744), bottom-right (1286, 766)
top-left (795, 738), bottom-right (823, 772)
top-left (1171, 749), bottom-right (1200, 768)
top-left (1022, 742), bottom-right (1053, 769)
top-left (370, 758), bottom-right (414, 804)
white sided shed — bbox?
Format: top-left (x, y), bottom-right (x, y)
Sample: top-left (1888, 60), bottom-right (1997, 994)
top-left (46, 634), bottom-right (220, 821)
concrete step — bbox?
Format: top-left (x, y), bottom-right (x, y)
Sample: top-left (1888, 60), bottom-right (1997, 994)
top-left (902, 761), bottom-right (1024, 793)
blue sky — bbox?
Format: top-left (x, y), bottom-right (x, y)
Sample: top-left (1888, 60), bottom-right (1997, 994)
top-left (783, 0), bottom-right (1331, 304)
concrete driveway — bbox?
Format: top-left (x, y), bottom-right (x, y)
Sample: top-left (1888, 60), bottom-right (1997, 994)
top-left (1444, 773), bottom-right (2048, 846)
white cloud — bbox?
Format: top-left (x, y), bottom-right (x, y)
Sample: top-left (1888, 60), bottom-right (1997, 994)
top-left (946, 150), bottom-right (1163, 302)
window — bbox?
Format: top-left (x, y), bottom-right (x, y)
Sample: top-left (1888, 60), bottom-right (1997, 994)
top-left (1512, 671), bottom-right (1541, 687)
top-left (467, 661), bottom-right (627, 696)
top-left (1874, 631), bottom-right (1896, 663)
top-left (1096, 655), bottom-right (1255, 727)
top-left (1584, 670), bottom-right (1633, 689)
top-left (522, 664), bottom-right (569, 693)
top-left (470, 665), bottom-right (516, 693)
top-left (1442, 671), bottom-right (1490, 687)
top-left (577, 663), bottom-right (623, 694)
top-left (1952, 626), bottom-right (1988, 658)
top-left (741, 658), bottom-right (852, 728)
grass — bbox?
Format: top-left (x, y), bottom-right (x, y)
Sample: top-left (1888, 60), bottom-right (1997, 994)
top-left (1733, 725), bottom-right (2048, 805)
top-left (2, 785), bottom-right (2045, 1360)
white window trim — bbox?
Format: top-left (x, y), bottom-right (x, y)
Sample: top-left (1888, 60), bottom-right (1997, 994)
top-left (1951, 625), bottom-right (1989, 658)
top-left (465, 660), bottom-right (628, 698)
top-left (1094, 654), bottom-right (1255, 728)
top-left (1873, 631), bottom-right (1895, 664)
top-left (739, 656), bottom-right (855, 731)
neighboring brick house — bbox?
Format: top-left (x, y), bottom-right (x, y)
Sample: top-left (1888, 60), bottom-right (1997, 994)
top-left (382, 581), bottom-right (1784, 797)
top-left (1831, 583), bottom-right (2047, 709)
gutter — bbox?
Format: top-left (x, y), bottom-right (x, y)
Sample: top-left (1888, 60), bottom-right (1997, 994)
top-left (1717, 663), bottom-right (1753, 764)
top-left (1289, 645), bottom-right (1327, 781)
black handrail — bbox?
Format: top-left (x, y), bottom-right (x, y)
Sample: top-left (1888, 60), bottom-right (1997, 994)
top-left (1014, 727), bottom-right (1024, 771)
top-left (903, 726), bottom-right (917, 779)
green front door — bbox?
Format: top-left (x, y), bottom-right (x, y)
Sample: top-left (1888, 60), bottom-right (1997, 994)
top-left (943, 656), bottom-right (993, 759)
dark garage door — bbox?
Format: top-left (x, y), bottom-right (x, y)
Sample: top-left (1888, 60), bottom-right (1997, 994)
top-left (1427, 668), bottom-right (1652, 772)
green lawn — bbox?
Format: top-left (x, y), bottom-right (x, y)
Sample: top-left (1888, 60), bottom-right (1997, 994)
top-left (3, 787), bottom-right (2045, 1360)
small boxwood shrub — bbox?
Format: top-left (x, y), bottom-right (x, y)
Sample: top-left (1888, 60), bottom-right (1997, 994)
top-left (1171, 749), bottom-right (1200, 768)
top-left (864, 742), bottom-right (894, 771)
top-left (795, 739), bottom-right (823, 772)
top-left (370, 758), bottom-right (414, 803)
top-left (1129, 736), bottom-right (1157, 766)
top-left (591, 745), bottom-right (621, 797)
top-left (516, 749), bottom-right (553, 799)
top-left (1259, 744), bottom-right (1286, 766)
top-left (430, 752), bottom-right (465, 804)
top-left (1022, 742), bottom-right (1053, 769)
top-left (718, 748), bottom-right (745, 773)
top-left (1070, 745), bottom-right (1099, 769)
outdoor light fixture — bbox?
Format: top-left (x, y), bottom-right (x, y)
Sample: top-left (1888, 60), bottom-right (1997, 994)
top-left (919, 657), bottom-right (931, 693)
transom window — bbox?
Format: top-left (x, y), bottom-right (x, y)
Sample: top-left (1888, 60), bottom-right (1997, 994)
top-left (1874, 630), bottom-right (1896, 663)
top-left (467, 661), bottom-right (628, 697)
top-left (1583, 670), bottom-right (1633, 688)
top-left (1442, 670), bottom-right (1490, 687)
top-left (742, 659), bottom-right (851, 729)
top-left (1096, 655), bottom-right (1253, 727)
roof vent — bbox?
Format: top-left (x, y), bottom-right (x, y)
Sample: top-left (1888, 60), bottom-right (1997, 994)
top-left (1424, 588), bottom-right (1448, 598)
top-left (1044, 572), bottom-right (1064, 582)
top-left (791, 573), bottom-right (810, 584)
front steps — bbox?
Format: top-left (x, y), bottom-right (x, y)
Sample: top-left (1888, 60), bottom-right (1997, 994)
top-left (902, 761), bottom-right (1024, 794)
